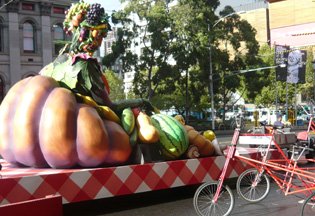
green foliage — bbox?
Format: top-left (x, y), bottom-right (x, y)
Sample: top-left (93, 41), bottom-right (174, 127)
top-left (104, 70), bottom-right (125, 101)
top-left (244, 44), bottom-right (274, 106)
top-left (41, 53), bottom-right (109, 104)
top-left (105, 0), bottom-right (261, 116)
top-left (41, 54), bottom-right (80, 89)
top-left (300, 47), bottom-right (314, 101)
top-left (254, 45), bottom-right (315, 108)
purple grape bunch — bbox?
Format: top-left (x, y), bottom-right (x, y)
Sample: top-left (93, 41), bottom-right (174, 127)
top-left (86, 3), bottom-right (105, 26)
top-left (80, 27), bottom-right (89, 41)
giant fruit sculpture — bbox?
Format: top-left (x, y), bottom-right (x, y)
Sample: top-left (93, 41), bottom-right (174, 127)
top-left (0, 2), bottom-right (133, 168)
top-left (0, 1), bottom-right (193, 168)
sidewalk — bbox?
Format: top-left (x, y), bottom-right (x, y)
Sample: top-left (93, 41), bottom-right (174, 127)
top-left (214, 125), bottom-right (308, 136)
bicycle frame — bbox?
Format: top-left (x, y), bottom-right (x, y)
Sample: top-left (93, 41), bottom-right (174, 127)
top-left (203, 122), bottom-right (315, 216)
top-left (212, 126), bottom-right (315, 205)
top-left (212, 129), bottom-right (240, 202)
top-left (235, 130), bottom-right (315, 199)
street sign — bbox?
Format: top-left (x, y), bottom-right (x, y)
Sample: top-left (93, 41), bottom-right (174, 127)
top-left (287, 49), bottom-right (306, 84)
top-left (275, 45), bottom-right (289, 82)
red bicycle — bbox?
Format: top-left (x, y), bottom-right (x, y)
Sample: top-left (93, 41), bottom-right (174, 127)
top-left (193, 128), bottom-right (315, 216)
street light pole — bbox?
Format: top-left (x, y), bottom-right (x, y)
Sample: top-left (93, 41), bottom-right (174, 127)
top-left (208, 11), bottom-right (245, 130)
top-left (208, 25), bottom-right (215, 130)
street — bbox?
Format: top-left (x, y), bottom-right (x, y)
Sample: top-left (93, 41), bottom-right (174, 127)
top-left (63, 181), bottom-right (303, 216)
top-left (63, 134), bottom-right (306, 216)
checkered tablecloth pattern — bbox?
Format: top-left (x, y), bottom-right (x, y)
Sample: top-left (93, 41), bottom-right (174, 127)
top-left (0, 147), bottom-right (281, 205)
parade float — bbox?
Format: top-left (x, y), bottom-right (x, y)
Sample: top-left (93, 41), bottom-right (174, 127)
top-left (0, 1), bottom-right (282, 214)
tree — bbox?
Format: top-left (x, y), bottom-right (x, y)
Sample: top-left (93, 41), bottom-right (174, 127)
top-left (253, 45), bottom-right (314, 110)
top-left (104, 69), bottom-right (125, 101)
top-left (111, 0), bottom-right (177, 102)
top-left (106, 0), bottom-right (260, 118)
top-left (169, 2), bottom-right (260, 120)
top-left (299, 47), bottom-right (314, 102)
top-left (211, 6), bottom-right (260, 121)
top-left (247, 44), bottom-right (276, 107)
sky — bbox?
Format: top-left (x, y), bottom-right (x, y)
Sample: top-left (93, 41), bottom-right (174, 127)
top-left (83, 0), bottom-right (258, 57)
top-left (84, 0), bottom-right (258, 12)
top-left (85, 0), bottom-right (122, 12)
top-left (84, 0), bottom-right (122, 56)
top-left (220, 0), bottom-right (255, 7)
top-left (218, 0), bottom-right (257, 11)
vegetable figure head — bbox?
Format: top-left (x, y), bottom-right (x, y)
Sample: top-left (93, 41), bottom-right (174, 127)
top-left (62, 1), bottom-right (111, 56)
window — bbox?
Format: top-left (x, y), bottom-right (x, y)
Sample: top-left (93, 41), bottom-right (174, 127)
top-left (53, 7), bottom-right (65, 14)
top-left (22, 3), bottom-right (35, 11)
top-left (53, 23), bottom-right (64, 55)
top-left (0, 19), bottom-right (3, 52)
top-left (23, 22), bottom-right (35, 52)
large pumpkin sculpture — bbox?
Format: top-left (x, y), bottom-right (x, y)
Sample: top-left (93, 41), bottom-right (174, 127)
top-left (0, 75), bottom-right (131, 168)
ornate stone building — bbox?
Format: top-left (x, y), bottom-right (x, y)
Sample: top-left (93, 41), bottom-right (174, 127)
top-left (0, 0), bottom-right (78, 101)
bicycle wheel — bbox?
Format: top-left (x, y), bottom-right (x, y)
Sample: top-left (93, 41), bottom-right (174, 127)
top-left (193, 182), bottom-right (234, 216)
top-left (301, 192), bottom-right (315, 216)
top-left (236, 168), bottom-right (270, 203)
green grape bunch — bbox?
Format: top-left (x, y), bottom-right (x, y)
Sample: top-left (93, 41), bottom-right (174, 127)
top-left (64, 1), bottom-right (90, 33)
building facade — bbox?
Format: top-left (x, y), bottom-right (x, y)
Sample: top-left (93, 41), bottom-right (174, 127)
top-left (269, 0), bottom-right (315, 48)
top-left (237, 1), bottom-right (270, 46)
top-left (0, 0), bottom-right (76, 101)
top-left (102, 27), bottom-right (123, 77)
top-left (238, 0), bottom-right (315, 49)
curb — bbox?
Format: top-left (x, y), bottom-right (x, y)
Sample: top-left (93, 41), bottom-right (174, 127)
top-left (214, 130), bottom-right (234, 136)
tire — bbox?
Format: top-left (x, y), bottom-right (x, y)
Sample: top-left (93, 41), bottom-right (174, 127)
top-left (236, 168), bottom-right (270, 203)
top-left (218, 123), bottom-right (226, 131)
top-left (193, 182), bottom-right (234, 216)
top-left (301, 192), bottom-right (315, 216)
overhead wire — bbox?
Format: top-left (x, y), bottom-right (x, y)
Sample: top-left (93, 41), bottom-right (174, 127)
top-left (0, 0), bottom-right (14, 11)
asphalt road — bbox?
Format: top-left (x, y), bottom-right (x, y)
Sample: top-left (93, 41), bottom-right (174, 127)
top-left (63, 134), bottom-right (310, 216)
top-left (63, 181), bottom-right (305, 216)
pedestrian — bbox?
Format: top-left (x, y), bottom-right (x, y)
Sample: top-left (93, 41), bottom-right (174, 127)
top-left (274, 113), bottom-right (284, 128)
